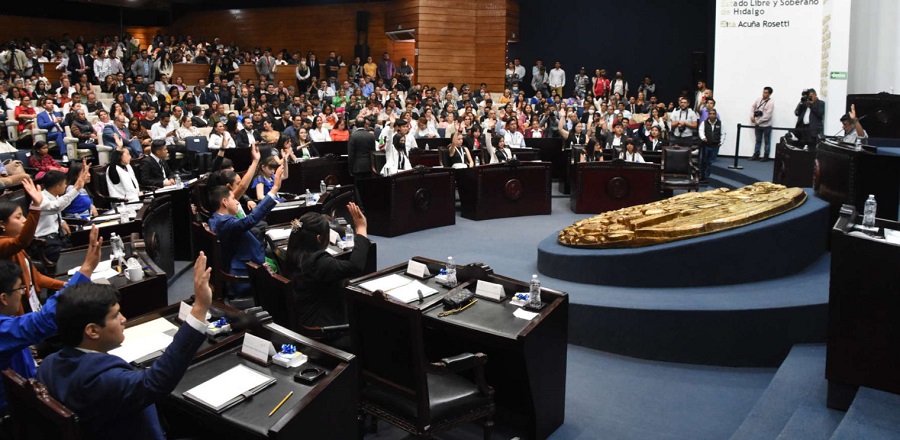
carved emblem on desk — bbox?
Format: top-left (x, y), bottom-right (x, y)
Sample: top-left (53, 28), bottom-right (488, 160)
top-left (606, 176), bottom-right (629, 199)
top-left (414, 188), bottom-right (432, 212)
top-left (504, 179), bottom-right (523, 201)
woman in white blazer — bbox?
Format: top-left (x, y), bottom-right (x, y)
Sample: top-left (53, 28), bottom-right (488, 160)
top-left (105, 148), bottom-right (140, 202)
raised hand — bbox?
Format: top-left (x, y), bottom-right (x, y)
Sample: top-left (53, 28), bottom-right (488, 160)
top-left (347, 201), bottom-right (367, 237)
top-left (270, 164), bottom-right (285, 194)
top-left (78, 226), bottom-right (103, 277)
top-left (251, 144), bottom-right (260, 162)
top-left (21, 177), bottom-right (43, 206)
top-left (191, 251), bottom-right (213, 321)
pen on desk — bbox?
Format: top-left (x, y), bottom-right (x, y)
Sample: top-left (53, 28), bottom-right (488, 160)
top-left (268, 391), bottom-right (293, 417)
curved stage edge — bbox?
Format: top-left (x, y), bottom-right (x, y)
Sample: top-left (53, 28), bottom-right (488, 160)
top-left (537, 188), bottom-right (830, 287)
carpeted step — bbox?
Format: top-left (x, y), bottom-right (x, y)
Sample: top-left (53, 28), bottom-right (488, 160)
top-left (830, 387), bottom-right (900, 440)
top-left (775, 379), bottom-right (844, 440)
top-left (730, 344), bottom-right (827, 440)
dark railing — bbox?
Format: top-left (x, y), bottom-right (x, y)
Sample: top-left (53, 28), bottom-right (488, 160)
top-left (730, 124), bottom-right (795, 169)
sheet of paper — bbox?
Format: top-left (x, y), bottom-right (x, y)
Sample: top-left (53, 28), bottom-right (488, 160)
top-left (386, 280), bottom-right (439, 303)
top-left (241, 333), bottom-right (276, 363)
top-left (265, 227), bottom-right (292, 241)
top-left (359, 274), bottom-right (412, 293)
top-left (406, 260), bottom-right (431, 278)
top-left (325, 247), bottom-right (340, 256)
top-left (475, 280), bottom-right (505, 301)
top-left (68, 259), bottom-right (112, 276)
top-left (885, 228), bottom-right (900, 245)
top-left (177, 301), bottom-right (192, 321)
top-left (108, 318), bottom-right (179, 362)
top-left (184, 365), bottom-right (274, 409)
top-left (329, 229), bottom-right (340, 245)
top-left (153, 185), bottom-right (180, 194)
top-left (91, 214), bottom-right (121, 223)
top-left (513, 308), bottom-right (539, 321)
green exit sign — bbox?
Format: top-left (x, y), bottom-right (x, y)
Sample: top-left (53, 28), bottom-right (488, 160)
top-left (830, 71), bottom-right (848, 80)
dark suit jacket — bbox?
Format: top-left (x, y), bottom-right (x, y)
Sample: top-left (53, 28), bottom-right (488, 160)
top-left (37, 322), bottom-right (206, 440)
top-left (643, 137), bottom-right (668, 152)
top-left (235, 129), bottom-right (262, 149)
top-left (191, 116), bottom-right (208, 128)
top-left (141, 93), bottom-right (165, 111)
top-left (66, 54), bottom-right (94, 80)
top-left (794, 99), bottom-right (825, 136)
top-left (209, 194), bottom-right (278, 275)
top-left (139, 155), bottom-right (172, 189)
top-left (347, 128), bottom-right (375, 175)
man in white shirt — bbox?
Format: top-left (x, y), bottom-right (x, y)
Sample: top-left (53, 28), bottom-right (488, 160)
top-left (670, 97), bottom-right (698, 147)
top-left (93, 50), bottom-right (111, 83)
top-left (750, 86), bottom-right (774, 160)
top-left (840, 104), bottom-right (868, 145)
top-left (150, 112), bottom-right (176, 146)
top-left (548, 61), bottom-right (566, 99)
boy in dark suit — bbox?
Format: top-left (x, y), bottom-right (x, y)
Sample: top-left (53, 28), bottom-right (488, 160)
top-left (37, 253), bottom-right (215, 440)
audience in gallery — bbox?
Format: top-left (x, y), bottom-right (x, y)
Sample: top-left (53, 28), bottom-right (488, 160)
top-left (0, 30), bottom-right (722, 163)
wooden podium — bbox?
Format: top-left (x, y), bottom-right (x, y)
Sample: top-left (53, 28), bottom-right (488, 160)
top-left (456, 161), bottom-right (552, 220)
top-left (355, 168), bottom-right (455, 237)
top-left (311, 140), bottom-right (348, 157)
top-left (280, 156), bottom-right (352, 194)
top-left (570, 161), bottom-right (661, 214)
top-left (826, 205), bottom-right (900, 410)
top-left (526, 138), bottom-right (565, 179)
top-left (814, 140), bottom-right (900, 221)
top-left (773, 137), bottom-right (815, 187)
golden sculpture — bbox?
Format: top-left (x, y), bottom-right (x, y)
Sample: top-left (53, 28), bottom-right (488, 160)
top-left (558, 182), bottom-right (807, 248)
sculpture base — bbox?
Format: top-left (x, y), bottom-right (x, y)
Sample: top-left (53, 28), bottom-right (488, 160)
top-left (538, 188), bottom-right (829, 287)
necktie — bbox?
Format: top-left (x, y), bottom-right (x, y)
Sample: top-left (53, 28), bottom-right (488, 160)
top-left (79, 56), bottom-right (84, 69)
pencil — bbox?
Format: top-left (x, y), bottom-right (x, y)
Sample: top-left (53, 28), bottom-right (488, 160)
top-left (268, 391), bottom-right (293, 417)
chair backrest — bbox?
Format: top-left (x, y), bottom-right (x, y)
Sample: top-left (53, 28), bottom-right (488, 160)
top-left (347, 291), bottom-right (429, 416)
top-left (14, 149), bottom-right (30, 164)
top-left (191, 221), bottom-right (225, 299)
top-left (1, 369), bottom-right (83, 440)
top-left (246, 261), bottom-right (292, 328)
top-left (184, 136), bottom-right (209, 153)
top-left (90, 165), bottom-right (111, 198)
top-left (141, 196), bottom-right (175, 277)
top-left (662, 146), bottom-right (691, 174)
top-left (321, 187), bottom-right (355, 221)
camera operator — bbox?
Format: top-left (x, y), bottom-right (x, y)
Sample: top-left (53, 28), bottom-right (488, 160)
top-left (670, 97), bottom-right (698, 147)
top-left (793, 88), bottom-right (825, 149)
top-left (840, 104), bottom-right (868, 145)
top-left (749, 86), bottom-right (774, 161)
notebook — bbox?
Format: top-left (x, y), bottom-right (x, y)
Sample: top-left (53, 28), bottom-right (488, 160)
top-left (183, 364), bottom-right (277, 413)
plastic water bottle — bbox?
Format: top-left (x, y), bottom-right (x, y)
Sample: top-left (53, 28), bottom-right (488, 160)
top-left (319, 180), bottom-right (326, 194)
top-left (174, 173), bottom-right (182, 188)
top-left (862, 194), bottom-right (877, 228)
top-left (117, 202), bottom-right (129, 224)
top-left (425, 143), bottom-right (431, 151)
top-left (305, 188), bottom-right (312, 202)
top-left (110, 233), bottom-right (125, 267)
top-left (62, 154), bottom-right (69, 163)
top-left (529, 274), bottom-right (542, 307)
top-left (344, 225), bottom-right (354, 248)
top-left (446, 256), bottom-right (457, 287)
top-left (474, 156), bottom-right (480, 166)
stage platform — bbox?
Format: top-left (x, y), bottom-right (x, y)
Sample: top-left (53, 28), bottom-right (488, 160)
top-left (538, 188), bottom-right (829, 287)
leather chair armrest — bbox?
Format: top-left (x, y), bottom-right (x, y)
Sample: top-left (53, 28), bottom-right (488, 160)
top-left (320, 324), bottom-right (350, 334)
top-left (428, 352), bottom-right (488, 375)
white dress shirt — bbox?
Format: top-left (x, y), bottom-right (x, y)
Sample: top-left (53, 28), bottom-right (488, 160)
top-left (36, 188), bottom-right (80, 238)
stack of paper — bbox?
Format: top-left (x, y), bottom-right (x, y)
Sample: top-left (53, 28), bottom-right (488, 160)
top-left (109, 318), bottom-right (178, 363)
top-left (266, 227), bottom-right (292, 241)
top-left (67, 260), bottom-right (119, 281)
top-left (358, 274), bottom-right (438, 303)
top-left (183, 364), bottom-right (277, 413)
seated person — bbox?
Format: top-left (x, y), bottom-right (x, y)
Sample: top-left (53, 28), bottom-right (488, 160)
top-left (292, 128), bottom-right (319, 159)
top-left (491, 135), bottom-right (513, 163)
top-left (37, 253), bottom-right (214, 440)
top-left (32, 166), bottom-right (89, 264)
top-left (208, 155), bottom-right (281, 297)
top-left (139, 140), bottom-right (176, 189)
top-left (69, 108), bottom-right (100, 159)
top-left (283, 203), bottom-right (370, 348)
top-left (28, 141), bottom-right (67, 180)
top-left (63, 161), bottom-right (99, 219)
top-left (643, 125), bottom-right (667, 152)
top-left (208, 121), bottom-right (235, 149)
top-left (252, 156), bottom-right (281, 201)
top-left (0, 227), bottom-right (100, 414)
top-left (618, 138), bottom-right (646, 163)
top-left (413, 117), bottom-right (438, 139)
top-left (381, 119), bottom-right (415, 176)
top-left (442, 132), bottom-right (474, 168)
top-left (106, 148), bottom-right (141, 202)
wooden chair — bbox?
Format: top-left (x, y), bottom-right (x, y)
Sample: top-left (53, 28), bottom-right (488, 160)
top-left (661, 146), bottom-right (699, 192)
top-left (1, 369), bottom-right (82, 440)
top-left (347, 290), bottom-right (495, 439)
top-left (190, 221), bottom-right (253, 308)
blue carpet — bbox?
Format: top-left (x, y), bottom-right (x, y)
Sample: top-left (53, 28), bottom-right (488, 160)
top-left (831, 387), bottom-right (900, 440)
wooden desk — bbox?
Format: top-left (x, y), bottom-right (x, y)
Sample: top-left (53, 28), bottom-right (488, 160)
top-left (570, 161), bottom-right (662, 214)
top-left (55, 248), bottom-right (168, 318)
top-left (265, 223), bottom-right (377, 276)
top-left (146, 183), bottom-right (195, 261)
top-left (826, 207), bottom-right (900, 410)
top-left (67, 201), bottom-right (148, 247)
top-left (415, 137), bottom-right (451, 151)
top-left (280, 157), bottom-right (352, 195)
top-left (172, 63), bottom-right (212, 86)
top-left (814, 140), bottom-right (900, 221)
top-left (165, 323), bottom-right (358, 439)
top-left (526, 138), bottom-right (565, 179)
top-left (310, 141), bottom-right (348, 158)
top-left (410, 149), bottom-right (441, 167)
top-left (355, 168), bottom-right (455, 237)
top-left (456, 162), bottom-right (552, 220)
top-left (510, 148), bottom-right (541, 162)
top-left (773, 138), bottom-right (814, 187)
top-left (346, 257), bottom-right (569, 440)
